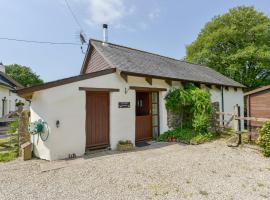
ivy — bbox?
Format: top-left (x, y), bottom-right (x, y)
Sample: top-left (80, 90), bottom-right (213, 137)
top-left (165, 84), bottom-right (213, 134)
top-left (258, 121), bottom-right (270, 157)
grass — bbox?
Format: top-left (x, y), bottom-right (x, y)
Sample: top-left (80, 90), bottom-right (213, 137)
top-left (0, 150), bottom-right (18, 162)
top-left (0, 135), bottom-right (19, 162)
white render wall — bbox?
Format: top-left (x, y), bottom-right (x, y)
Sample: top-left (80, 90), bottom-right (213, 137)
top-left (0, 86), bottom-right (27, 116)
top-left (209, 85), bottom-right (244, 127)
top-left (30, 72), bottom-right (244, 160)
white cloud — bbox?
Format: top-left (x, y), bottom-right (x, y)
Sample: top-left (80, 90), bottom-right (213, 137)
top-left (148, 8), bottom-right (160, 20)
top-left (68, 0), bottom-right (161, 31)
top-left (86, 0), bottom-right (127, 25)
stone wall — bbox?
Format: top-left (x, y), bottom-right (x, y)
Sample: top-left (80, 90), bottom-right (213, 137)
top-left (167, 102), bottom-right (220, 133)
top-left (210, 102), bottom-right (220, 133)
top-left (167, 111), bottom-right (181, 129)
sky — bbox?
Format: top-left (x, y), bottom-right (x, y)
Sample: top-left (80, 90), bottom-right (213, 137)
top-left (0, 0), bottom-right (270, 82)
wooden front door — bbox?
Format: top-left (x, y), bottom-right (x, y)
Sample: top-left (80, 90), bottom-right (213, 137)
top-left (136, 92), bottom-right (152, 142)
top-left (86, 92), bottom-right (109, 149)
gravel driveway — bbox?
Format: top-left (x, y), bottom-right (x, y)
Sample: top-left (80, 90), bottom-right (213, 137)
top-left (0, 140), bottom-right (270, 200)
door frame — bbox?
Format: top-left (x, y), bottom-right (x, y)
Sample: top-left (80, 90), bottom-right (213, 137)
top-left (135, 90), bottom-right (160, 142)
top-left (85, 91), bottom-right (110, 150)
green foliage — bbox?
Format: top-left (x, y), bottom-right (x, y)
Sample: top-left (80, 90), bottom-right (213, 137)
top-left (157, 128), bottom-right (214, 144)
top-left (15, 101), bottom-right (24, 107)
top-left (5, 64), bottom-right (43, 87)
top-left (8, 121), bottom-right (18, 133)
top-left (0, 150), bottom-right (18, 162)
top-left (157, 128), bottom-right (196, 143)
top-left (165, 84), bottom-right (212, 134)
top-left (165, 87), bottom-right (192, 113)
top-left (258, 121), bottom-right (270, 157)
top-left (186, 6), bottom-right (270, 89)
top-left (192, 114), bottom-right (210, 134)
top-left (190, 133), bottom-right (213, 145)
top-left (118, 140), bottom-right (133, 145)
top-left (0, 133), bottom-right (19, 162)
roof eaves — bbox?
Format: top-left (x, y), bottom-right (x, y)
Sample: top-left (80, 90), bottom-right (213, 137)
top-left (120, 70), bottom-right (245, 88)
top-left (244, 85), bottom-right (270, 96)
top-left (0, 71), bottom-right (24, 88)
top-left (80, 42), bottom-right (92, 74)
top-left (17, 68), bottom-right (116, 96)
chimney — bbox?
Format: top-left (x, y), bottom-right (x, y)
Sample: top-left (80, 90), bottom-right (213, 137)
top-left (102, 24), bottom-right (108, 45)
top-left (0, 62), bottom-right (5, 73)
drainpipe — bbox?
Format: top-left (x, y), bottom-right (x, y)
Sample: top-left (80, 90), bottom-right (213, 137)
top-left (221, 86), bottom-right (224, 126)
top-left (2, 97), bottom-right (6, 117)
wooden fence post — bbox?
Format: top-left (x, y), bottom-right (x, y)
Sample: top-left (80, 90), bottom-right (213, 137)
top-left (233, 105), bottom-right (239, 132)
top-left (234, 104), bottom-right (242, 145)
top-left (18, 110), bottom-right (30, 155)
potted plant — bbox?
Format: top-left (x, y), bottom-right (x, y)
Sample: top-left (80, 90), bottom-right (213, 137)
top-left (16, 101), bottom-right (25, 112)
top-left (117, 140), bottom-right (134, 151)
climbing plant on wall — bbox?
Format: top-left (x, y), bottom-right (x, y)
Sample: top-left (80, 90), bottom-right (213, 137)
top-left (165, 84), bottom-right (213, 134)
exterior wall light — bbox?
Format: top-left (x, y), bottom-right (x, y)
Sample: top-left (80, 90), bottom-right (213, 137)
top-left (56, 120), bottom-right (60, 128)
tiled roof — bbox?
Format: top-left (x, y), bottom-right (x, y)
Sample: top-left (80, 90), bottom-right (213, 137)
top-left (91, 39), bottom-right (245, 88)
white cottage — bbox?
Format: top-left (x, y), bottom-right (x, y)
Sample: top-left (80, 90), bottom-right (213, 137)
top-left (18, 33), bottom-right (245, 160)
top-left (0, 62), bottom-right (25, 117)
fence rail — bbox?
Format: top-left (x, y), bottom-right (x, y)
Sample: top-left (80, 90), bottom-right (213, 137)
top-left (0, 117), bottom-right (19, 153)
top-left (215, 104), bottom-right (270, 147)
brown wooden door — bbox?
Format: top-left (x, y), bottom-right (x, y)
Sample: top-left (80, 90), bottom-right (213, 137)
top-left (135, 92), bottom-right (152, 142)
top-left (86, 92), bottom-right (109, 149)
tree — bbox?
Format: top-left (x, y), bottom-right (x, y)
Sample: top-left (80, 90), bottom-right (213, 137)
top-left (186, 6), bottom-right (270, 89)
top-left (5, 64), bottom-right (43, 87)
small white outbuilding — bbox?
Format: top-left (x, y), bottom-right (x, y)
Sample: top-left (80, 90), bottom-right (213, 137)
top-left (0, 62), bottom-right (26, 117)
top-left (18, 39), bottom-right (245, 160)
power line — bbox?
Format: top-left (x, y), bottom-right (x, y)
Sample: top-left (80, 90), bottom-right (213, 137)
top-left (0, 37), bottom-right (82, 45)
top-left (64, 0), bottom-right (84, 31)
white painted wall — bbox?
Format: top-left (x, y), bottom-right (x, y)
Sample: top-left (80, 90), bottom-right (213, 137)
top-left (209, 86), bottom-right (244, 127)
top-left (31, 73), bottom-right (136, 160)
top-left (30, 72), bottom-right (244, 160)
top-left (0, 86), bottom-right (26, 117)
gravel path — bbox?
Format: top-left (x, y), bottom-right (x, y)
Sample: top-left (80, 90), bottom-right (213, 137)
top-left (0, 140), bottom-right (270, 200)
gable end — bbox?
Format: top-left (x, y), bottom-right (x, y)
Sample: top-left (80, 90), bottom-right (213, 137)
top-left (81, 45), bottom-right (112, 74)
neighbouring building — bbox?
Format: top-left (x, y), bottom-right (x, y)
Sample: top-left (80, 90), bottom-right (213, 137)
top-left (0, 62), bottom-right (26, 117)
top-left (17, 25), bottom-right (245, 160)
top-left (244, 85), bottom-right (270, 129)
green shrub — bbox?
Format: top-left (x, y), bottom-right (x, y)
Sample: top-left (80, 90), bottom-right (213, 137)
top-left (15, 101), bottom-right (24, 107)
top-left (190, 133), bottom-right (213, 145)
top-left (165, 84), bottom-right (212, 135)
top-left (192, 114), bottom-right (210, 134)
top-left (0, 150), bottom-right (18, 162)
top-left (258, 121), bottom-right (270, 157)
top-left (8, 121), bottom-right (18, 134)
top-left (158, 128), bottom-right (214, 144)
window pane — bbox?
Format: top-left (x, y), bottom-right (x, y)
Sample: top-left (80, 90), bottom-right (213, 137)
top-left (152, 127), bottom-right (158, 139)
top-left (152, 92), bottom-right (158, 103)
top-left (152, 115), bottom-right (158, 126)
top-left (152, 103), bottom-right (158, 115)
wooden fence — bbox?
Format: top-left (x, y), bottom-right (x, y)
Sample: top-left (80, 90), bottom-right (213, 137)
top-left (0, 118), bottom-right (18, 153)
top-left (216, 104), bottom-right (270, 146)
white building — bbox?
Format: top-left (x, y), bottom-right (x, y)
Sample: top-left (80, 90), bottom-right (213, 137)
top-left (18, 33), bottom-right (245, 160)
top-left (0, 62), bottom-right (26, 117)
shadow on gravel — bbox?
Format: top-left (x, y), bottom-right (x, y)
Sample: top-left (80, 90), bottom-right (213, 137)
top-left (83, 141), bottom-right (186, 160)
